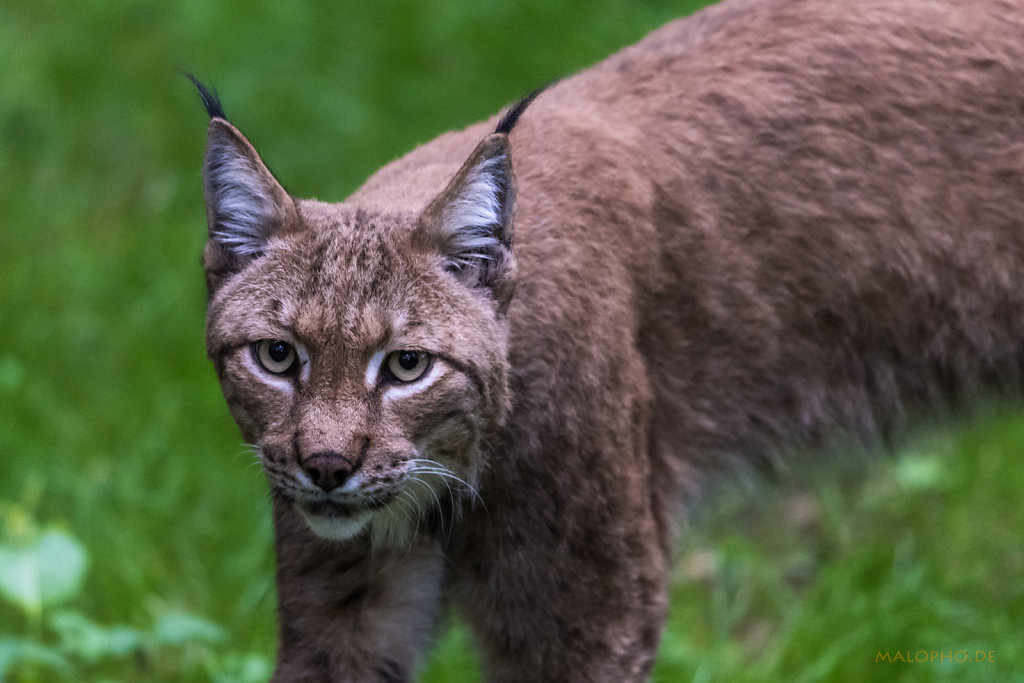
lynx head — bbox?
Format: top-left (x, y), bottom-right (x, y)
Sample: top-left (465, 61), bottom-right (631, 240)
top-left (193, 79), bottom-right (530, 547)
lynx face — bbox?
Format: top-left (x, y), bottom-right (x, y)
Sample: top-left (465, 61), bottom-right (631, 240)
top-left (200, 107), bottom-right (517, 546)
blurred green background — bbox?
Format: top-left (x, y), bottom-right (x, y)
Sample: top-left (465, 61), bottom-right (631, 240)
top-left (0, 0), bottom-right (1021, 680)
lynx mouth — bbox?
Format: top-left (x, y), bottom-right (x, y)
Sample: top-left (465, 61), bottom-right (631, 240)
top-left (296, 501), bottom-right (374, 541)
top-left (301, 500), bottom-right (365, 517)
top-left (294, 494), bottom-right (397, 541)
top-left (301, 492), bottom-right (395, 514)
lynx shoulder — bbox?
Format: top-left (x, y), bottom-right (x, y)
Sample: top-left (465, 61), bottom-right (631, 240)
top-left (194, 0), bottom-right (1024, 680)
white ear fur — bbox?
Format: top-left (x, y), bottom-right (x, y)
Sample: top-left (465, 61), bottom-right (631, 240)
top-left (207, 145), bottom-right (277, 254)
top-left (428, 134), bottom-right (515, 292)
top-left (204, 121), bottom-right (289, 258)
top-left (439, 152), bottom-right (510, 270)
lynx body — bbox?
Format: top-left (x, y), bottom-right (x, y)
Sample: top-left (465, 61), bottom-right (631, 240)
top-left (197, 0), bottom-right (1024, 679)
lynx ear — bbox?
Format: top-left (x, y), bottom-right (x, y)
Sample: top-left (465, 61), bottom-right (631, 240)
top-left (419, 134), bottom-right (517, 307)
top-left (202, 118), bottom-right (296, 282)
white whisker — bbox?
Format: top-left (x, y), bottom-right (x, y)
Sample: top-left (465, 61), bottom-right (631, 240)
top-left (407, 458), bottom-right (486, 509)
top-left (407, 476), bottom-right (447, 534)
top-left (234, 443), bottom-right (266, 477)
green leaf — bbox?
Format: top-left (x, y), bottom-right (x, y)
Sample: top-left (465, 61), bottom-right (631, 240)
top-left (49, 610), bottom-right (146, 663)
top-left (0, 636), bottom-right (70, 678)
top-left (894, 453), bottom-right (946, 492)
top-left (152, 611), bottom-right (226, 646)
top-left (208, 652), bottom-right (274, 683)
top-left (0, 528), bottom-right (88, 615)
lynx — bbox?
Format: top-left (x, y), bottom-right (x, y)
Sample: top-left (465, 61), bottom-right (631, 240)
top-left (193, 0), bottom-right (1024, 680)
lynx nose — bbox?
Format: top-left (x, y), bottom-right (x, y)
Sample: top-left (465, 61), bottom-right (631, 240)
top-left (301, 452), bottom-right (357, 492)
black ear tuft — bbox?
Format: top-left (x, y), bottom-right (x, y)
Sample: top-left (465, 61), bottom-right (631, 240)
top-left (183, 72), bottom-right (227, 120)
top-left (494, 86), bottom-right (546, 135)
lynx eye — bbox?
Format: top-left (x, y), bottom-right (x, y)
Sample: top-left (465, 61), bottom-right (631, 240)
top-left (254, 339), bottom-right (297, 375)
top-left (386, 350), bottom-right (430, 383)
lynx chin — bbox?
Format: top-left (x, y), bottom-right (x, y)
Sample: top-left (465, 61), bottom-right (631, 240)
top-left (192, 0), bottom-right (1024, 680)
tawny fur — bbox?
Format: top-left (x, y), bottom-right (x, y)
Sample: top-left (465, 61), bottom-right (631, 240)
top-left (197, 0), bottom-right (1024, 680)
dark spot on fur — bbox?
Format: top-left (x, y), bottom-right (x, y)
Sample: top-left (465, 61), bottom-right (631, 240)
top-left (336, 585), bottom-right (368, 611)
top-left (280, 624), bottom-right (302, 648)
top-left (438, 354), bottom-right (487, 400)
top-left (358, 436), bottom-right (371, 468)
top-left (812, 308), bottom-right (845, 336)
top-left (641, 624), bottom-right (660, 652)
top-left (313, 651), bottom-right (331, 672)
top-left (374, 659), bottom-right (407, 683)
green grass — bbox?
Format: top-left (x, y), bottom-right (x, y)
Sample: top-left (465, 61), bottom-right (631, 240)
top-left (1, 0), bottom-right (1021, 680)
top-left (654, 416), bottom-right (1024, 682)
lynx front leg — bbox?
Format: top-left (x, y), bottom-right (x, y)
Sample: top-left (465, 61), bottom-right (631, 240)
top-left (270, 501), bottom-right (444, 683)
top-left (452, 460), bottom-right (670, 683)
